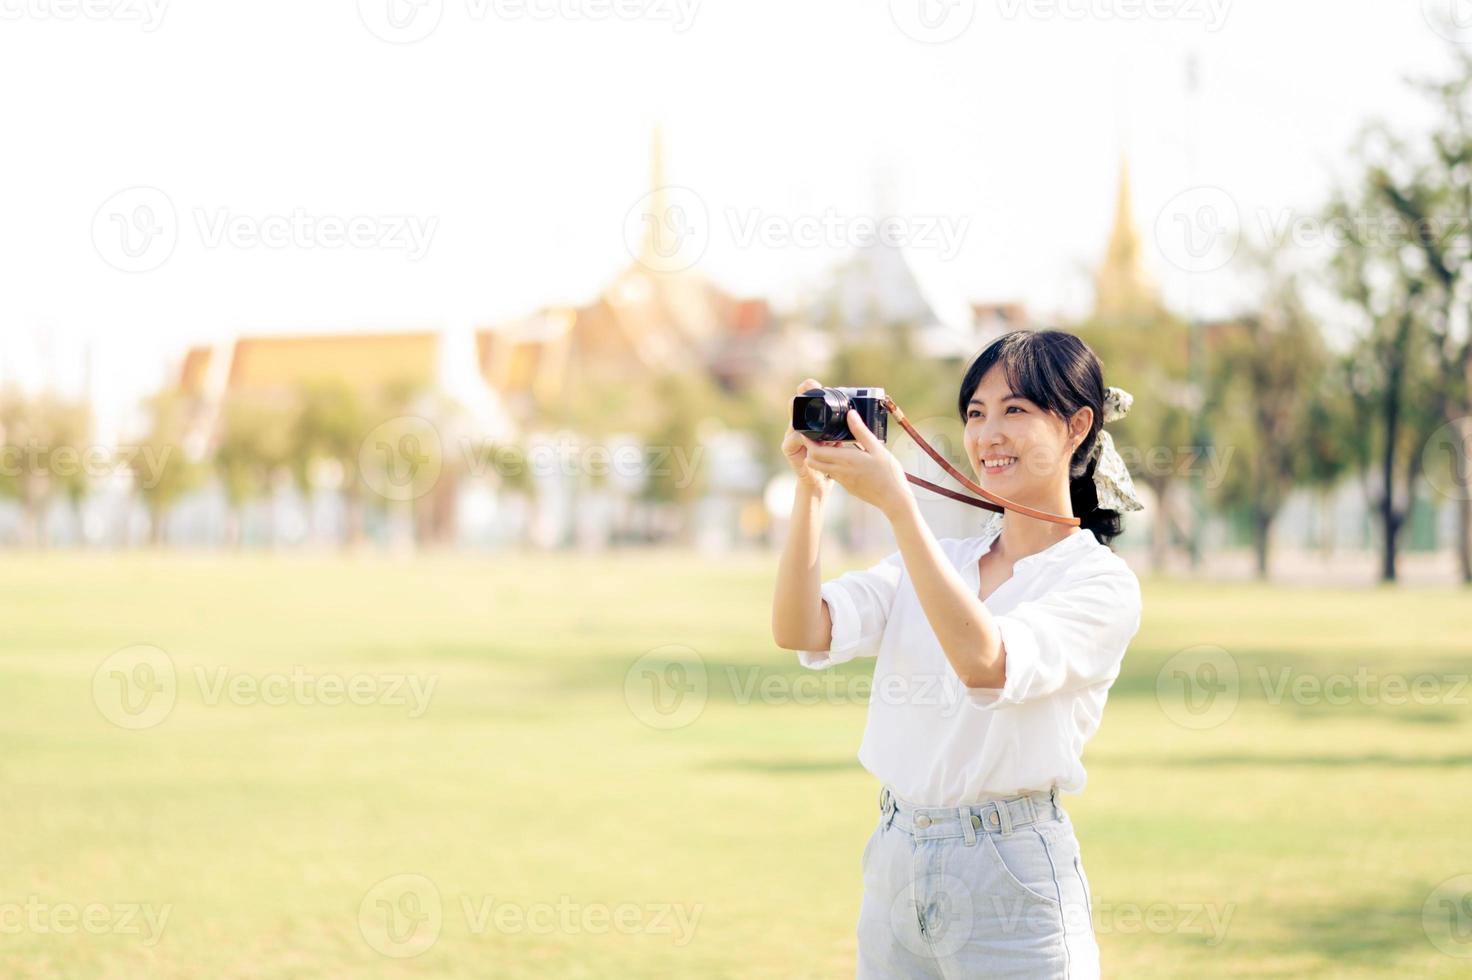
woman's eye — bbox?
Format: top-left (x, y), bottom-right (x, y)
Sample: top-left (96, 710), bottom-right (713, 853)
top-left (1007, 406), bottom-right (1023, 414)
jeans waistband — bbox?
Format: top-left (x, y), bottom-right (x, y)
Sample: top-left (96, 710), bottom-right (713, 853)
top-left (878, 783), bottom-right (1062, 842)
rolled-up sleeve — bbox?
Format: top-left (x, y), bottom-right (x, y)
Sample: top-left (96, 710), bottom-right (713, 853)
top-left (796, 549), bottom-right (906, 670)
top-left (965, 564), bottom-right (1142, 709)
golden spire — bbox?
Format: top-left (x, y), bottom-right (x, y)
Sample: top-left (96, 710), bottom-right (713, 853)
top-left (1093, 156), bottom-right (1160, 320)
top-left (639, 124), bottom-right (668, 269)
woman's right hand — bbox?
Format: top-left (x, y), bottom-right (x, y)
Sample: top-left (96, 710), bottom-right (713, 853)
top-left (783, 378), bottom-right (834, 495)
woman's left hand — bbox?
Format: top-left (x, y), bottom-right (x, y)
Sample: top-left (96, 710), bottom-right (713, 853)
top-left (803, 410), bottom-right (913, 519)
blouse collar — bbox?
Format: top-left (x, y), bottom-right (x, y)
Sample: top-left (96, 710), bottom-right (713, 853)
top-left (969, 512), bottom-right (1095, 571)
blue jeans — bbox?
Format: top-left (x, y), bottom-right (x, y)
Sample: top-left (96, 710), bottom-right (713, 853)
top-left (857, 783), bottom-right (1100, 979)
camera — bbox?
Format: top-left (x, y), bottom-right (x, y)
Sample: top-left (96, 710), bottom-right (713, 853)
top-left (791, 387), bottom-right (890, 443)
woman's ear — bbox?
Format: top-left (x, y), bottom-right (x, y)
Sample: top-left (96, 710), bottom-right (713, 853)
top-left (1068, 406), bottom-right (1094, 449)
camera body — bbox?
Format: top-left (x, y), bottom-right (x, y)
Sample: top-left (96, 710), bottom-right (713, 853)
top-left (791, 386), bottom-right (890, 443)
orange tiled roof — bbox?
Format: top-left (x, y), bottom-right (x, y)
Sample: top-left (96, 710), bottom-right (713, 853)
top-left (225, 332), bottom-right (438, 394)
top-left (179, 345), bottom-right (214, 396)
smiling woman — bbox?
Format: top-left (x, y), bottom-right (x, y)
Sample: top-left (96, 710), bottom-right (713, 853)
top-left (771, 330), bottom-right (1146, 979)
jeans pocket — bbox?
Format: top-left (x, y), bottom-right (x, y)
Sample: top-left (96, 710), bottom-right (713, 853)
top-left (984, 830), bottom-right (1062, 908)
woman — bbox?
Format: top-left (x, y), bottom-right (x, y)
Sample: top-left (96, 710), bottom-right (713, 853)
top-left (771, 330), bottom-right (1145, 979)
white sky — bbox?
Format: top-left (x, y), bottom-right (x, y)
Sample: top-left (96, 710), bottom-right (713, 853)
top-left (0, 0), bottom-right (1461, 427)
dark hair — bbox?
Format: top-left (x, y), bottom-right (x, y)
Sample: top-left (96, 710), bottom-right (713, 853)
top-left (956, 330), bottom-right (1124, 547)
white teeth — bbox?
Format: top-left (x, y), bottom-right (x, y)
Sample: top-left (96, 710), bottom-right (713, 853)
top-left (983, 457), bottom-right (1017, 470)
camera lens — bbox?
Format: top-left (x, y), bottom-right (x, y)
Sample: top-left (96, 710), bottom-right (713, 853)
top-left (806, 388), bottom-right (850, 439)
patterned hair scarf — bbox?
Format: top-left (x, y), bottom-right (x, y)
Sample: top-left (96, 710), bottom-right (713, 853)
top-left (1085, 386), bottom-right (1145, 513)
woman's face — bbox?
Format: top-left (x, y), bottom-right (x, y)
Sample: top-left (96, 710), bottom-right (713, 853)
top-left (962, 364), bottom-right (1091, 501)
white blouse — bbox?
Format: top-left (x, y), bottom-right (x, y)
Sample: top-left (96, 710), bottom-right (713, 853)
top-left (797, 513), bottom-right (1143, 807)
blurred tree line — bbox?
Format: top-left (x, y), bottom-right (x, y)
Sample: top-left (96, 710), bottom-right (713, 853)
top-left (4, 56), bottom-right (1471, 574)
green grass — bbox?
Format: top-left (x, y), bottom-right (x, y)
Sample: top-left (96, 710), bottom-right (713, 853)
top-left (1, 551), bottom-right (1469, 978)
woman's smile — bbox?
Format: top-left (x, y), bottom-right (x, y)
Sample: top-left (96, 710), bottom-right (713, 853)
top-left (980, 454), bottom-right (1018, 475)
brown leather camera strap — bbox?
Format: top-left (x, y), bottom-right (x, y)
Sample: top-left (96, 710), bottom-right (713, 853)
top-left (882, 396), bottom-right (1081, 527)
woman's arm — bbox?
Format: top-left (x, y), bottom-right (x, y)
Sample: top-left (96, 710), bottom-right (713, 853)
top-left (771, 378), bottom-right (838, 652)
top-left (882, 492), bottom-right (1004, 689)
top-left (771, 481), bottom-right (834, 651)
top-left (804, 409), bottom-right (1003, 687)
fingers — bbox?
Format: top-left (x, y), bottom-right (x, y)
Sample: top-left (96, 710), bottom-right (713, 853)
top-left (794, 377), bottom-right (823, 395)
top-left (805, 442), bottom-right (862, 468)
top-left (846, 410), bottom-right (879, 452)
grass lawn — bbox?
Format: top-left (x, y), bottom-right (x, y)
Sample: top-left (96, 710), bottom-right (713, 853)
top-left (1, 550), bottom-right (1469, 978)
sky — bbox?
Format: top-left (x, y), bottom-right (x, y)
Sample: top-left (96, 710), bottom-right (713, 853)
top-left (0, 0), bottom-right (1463, 429)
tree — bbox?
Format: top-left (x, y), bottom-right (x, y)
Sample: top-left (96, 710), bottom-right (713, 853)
top-left (289, 383), bottom-right (374, 548)
top-left (0, 391), bottom-right (91, 546)
top-left (1299, 358), bottom-right (1361, 558)
top-left (133, 388), bottom-right (201, 547)
top-left (1205, 249), bottom-right (1334, 577)
top-left (1367, 50), bottom-right (1472, 582)
top-left (213, 396), bottom-right (293, 548)
top-left (1327, 163), bottom-right (1447, 582)
top-left (1075, 312), bottom-right (1197, 572)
